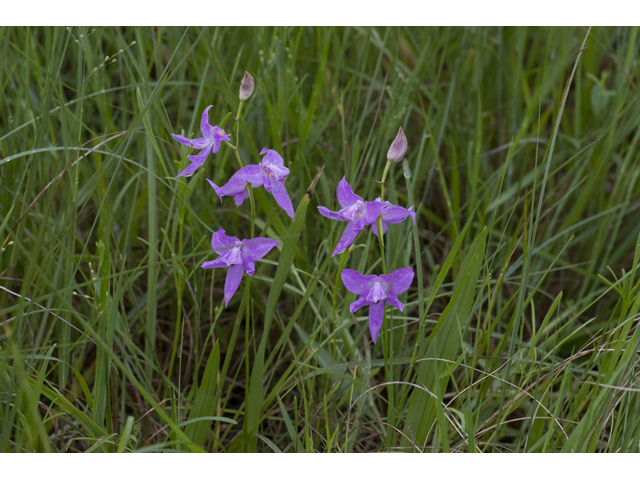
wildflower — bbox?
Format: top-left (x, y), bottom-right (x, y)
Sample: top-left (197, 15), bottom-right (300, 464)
top-left (239, 71), bottom-right (255, 101)
top-left (202, 228), bottom-right (279, 307)
top-left (172, 105), bottom-right (231, 178)
top-left (341, 267), bottom-right (414, 344)
top-left (207, 148), bottom-right (295, 220)
top-left (318, 178), bottom-right (414, 256)
top-left (387, 127), bottom-right (407, 162)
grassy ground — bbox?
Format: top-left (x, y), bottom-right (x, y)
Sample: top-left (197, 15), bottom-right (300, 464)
top-left (1, 26), bottom-right (640, 453)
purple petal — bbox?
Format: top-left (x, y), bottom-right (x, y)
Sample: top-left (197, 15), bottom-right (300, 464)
top-left (260, 148), bottom-right (284, 167)
top-left (366, 281), bottom-right (388, 304)
top-left (368, 302), bottom-right (385, 344)
top-left (171, 134), bottom-right (192, 147)
top-left (176, 161), bottom-right (202, 178)
top-left (208, 176), bottom-right (250, 206)
top-left (318, 206), bottom-right (343, 222)
top-left (232, 188), bottom-right (250, 206)
top-left (224, 264), bottom-right (244, 307)
top-left (242, 237), bottom-right (280, 262)
top-left (260, 149), bottom-right (289, 180)
top-left (202, 258), bottom-right (227, 269)
top-left (191, 137), bottom-right (210, 149)
top-left (336, 177), bottom-right (363, 208)
top-left (187, 143), bottom-right (213, 164)
top-left (211, 228), bottom-right (239, 254)
top-left (363, 200), bottom-right (386, 225)
top-left (242, 259), bottom-right (256, 276)
top-left (200, 105), bottom-right (214, 138)
top-left (270, 180), bottom-right (295, 220)
top-left (211, 126), bottom-right (230, 154)
top-left (386, 294), bottom-right (404, 311)
top-left (332, 221), bottom-right (363, 256)
top-left (341, 269), bottom-right (376, 295)
top-left (235, 164), bottom-right (265, 188)
top-left (206, 179), bottom-right (223, 202)
top-left (381, 204), bottom-right (416, 225)
top-left (380, 267), bottom-right (414, 296)
top-left (349, 296), bottom-right (369, 313)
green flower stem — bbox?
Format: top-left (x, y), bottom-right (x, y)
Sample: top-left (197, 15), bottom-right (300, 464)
top-left (231, 100), bottom-right (255, 239)
top-left (236, 100), bottom-right (244, 145)
top-left (380, 159), bottom-right (392, 202)
top-left (379, 158), bottom-right (395, 447)
top-left (376, 159), bottom-right (392, 273)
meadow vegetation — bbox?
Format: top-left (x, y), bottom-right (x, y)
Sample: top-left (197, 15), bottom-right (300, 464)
top-left (1, 26), bottom-right (640, 452)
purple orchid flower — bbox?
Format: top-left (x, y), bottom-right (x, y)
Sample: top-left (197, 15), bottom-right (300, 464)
top-left (317, 177), bottom-right (415, 256)
top-left (341, 267), bottom-right (414, 344)
top-left (172, 105), bottom-right (231, 178)
top-left (202, 228), bottom-right (279, 307)
top-left (207, 148), bottom-right (295, 220)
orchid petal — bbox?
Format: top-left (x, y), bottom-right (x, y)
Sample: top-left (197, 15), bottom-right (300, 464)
top-left (208, 176), bottom-right (251, 206)
top-left (224, 264), bottom-right (244, 307)
top-left (232, 188), bottom-right (250, 206)
top-left (270, 180), bottom-right (295, 220)
top-left (235, 164), bottom-right (265, 187)
top-left (317, 206), bottom-right (343, 222)
top-left (349, 296), bottom-right (369, 313)
top-left (206, 179), bottom-right (223, 202)
top-left (211, 126), bottom-right (230, 154)
top-left (382, 204), bottom-right (416, 225)
top-left (190, 137), bottom-right (210, 149)
top-left (210, 228), bottom-right (239, 254)
top-left (187, 142), bottom-right (213, 164)
top-left (368, 302), bottom-right (385, 344)
top-left (363, 200), bottom-right (386, 225)
top-left (200, 105), bottom-right (214, 137)
top-left (341, 269), bottom-right (376, 295)
top-left (242, 237), bottom-right (280, 262)
top-left (380, 267), bottom-right (414, 296)
top-left (333, 221), bottom-right (363, 256)
top-left (243, 259), bottom-right (256, 276)
top-left (202, 258), bottom-right (227, 270)
top-left (171, 134), bottom-right (192, 147)
top-left (366, 281), bottom-right (388, 304)
top-left (260, 148), bottom-right (285, 167)
top-left (336, 177), bottom-right (364, 208)
top-left (386, 295), bottom-right (404, 311)
top-left (176, 161), bottom-right (203, 178)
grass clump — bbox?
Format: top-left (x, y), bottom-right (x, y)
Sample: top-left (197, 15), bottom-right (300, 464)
top-left (1, 26), bottom-right (640, 452)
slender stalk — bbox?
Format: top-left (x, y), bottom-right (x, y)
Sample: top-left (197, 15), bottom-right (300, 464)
top-left (380, 159), bottom-right (392, 202)
top-left (236, 100), bottom-right (244, 145)
top-left (378, 159), bottom-right (395, 446)
top-left (376, 160), bottom-right (392, 271)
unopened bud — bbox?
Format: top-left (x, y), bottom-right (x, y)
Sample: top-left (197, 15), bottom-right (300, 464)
top-left (239, 71), bottom-right (255, 101)
top-left (387, 127), bottom-right (407, 162)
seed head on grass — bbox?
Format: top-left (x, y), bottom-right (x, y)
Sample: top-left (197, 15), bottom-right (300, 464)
top-left (172, 105), bottom-right (230, 178)
top-left (202, 228), bottom-right (279, 307)
top-left (341, 267), bottom-right (414, 344)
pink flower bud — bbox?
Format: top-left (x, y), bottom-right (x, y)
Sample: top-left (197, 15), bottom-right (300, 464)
top-left (386, 127), bottom-right (407, 162)
top-left (239, 71), bottom-right (255, 101)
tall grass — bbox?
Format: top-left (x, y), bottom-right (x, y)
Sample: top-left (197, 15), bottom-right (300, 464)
top-left (1, 26), bottom-right (640, 452)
